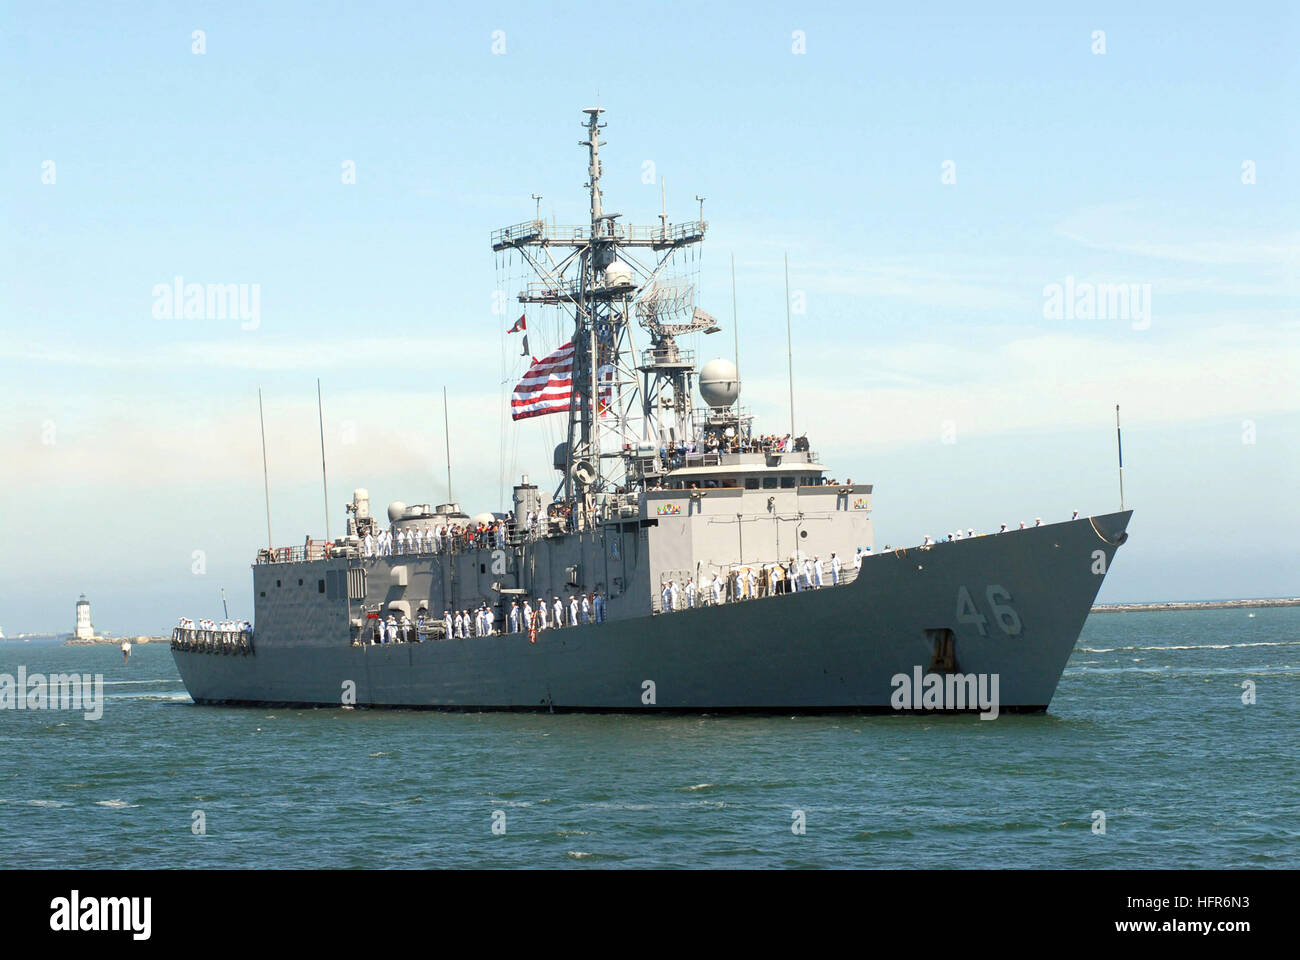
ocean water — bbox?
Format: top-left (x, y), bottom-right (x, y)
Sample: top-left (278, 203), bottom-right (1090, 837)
top-left (2, 608), bottom-right (1296, 869)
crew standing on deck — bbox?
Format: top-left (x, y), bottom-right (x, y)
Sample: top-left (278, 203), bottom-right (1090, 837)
top-left (509, 602), bottom-right (520, 634)
top-left (581, 594), bottom-right (592, 624)
top-left (831, 553), bottom-right (841, 585)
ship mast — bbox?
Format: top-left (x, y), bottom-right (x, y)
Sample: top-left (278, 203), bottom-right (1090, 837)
top-left (492, 107), bottom-right (709, 513)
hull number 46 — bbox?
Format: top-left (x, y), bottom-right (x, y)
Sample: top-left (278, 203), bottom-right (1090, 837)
top-left (956, 585), bottom-right (1022, 636)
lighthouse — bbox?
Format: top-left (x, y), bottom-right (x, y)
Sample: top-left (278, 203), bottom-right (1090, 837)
top-left (74, 594), bottom-right (95, 640)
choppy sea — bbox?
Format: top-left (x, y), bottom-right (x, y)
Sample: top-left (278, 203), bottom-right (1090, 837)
top-left (2, 607), bottom-right (1296, 868)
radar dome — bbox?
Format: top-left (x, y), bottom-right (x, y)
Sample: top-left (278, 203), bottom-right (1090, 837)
top-left (472, 512), bottom-right (496, 526)
top-left (387, 500), bottom-right (408, 523)
top-left (604, 259), bottom-right (633, 287)
top-left (699, 358), bottom-right (740, 409)
top-left (553, 441), bottom-right (568, 472)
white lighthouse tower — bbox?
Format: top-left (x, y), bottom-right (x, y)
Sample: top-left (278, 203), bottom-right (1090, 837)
top-left (74, 594), bottom-right (95, 640)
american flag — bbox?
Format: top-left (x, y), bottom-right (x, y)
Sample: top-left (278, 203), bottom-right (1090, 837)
top-left (511, 342), bottom-right (575, 421)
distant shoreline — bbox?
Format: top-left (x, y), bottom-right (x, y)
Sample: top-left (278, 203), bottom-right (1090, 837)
top-left (62, 636), bottom-right (168, 646)
top-left (1090, 598), bottom-right (1299, 613)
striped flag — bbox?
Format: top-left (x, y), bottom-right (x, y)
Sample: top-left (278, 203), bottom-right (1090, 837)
top-left (511, 342), bottom-right (575, 421)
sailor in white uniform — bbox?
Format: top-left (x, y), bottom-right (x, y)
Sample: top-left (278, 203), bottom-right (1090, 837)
top-left (536, 600), bottom-right (547, 631)
top-left (488, 606), bottom-right (497, 636)
top-left (581, 594), bottom-right (592, 624)
top-left (813, 557), bottom-right (824, 588)
top-left (1071, 510), bottom-right (1079, 520)
top-left (522, 601), bottom-right (534, 632)
top-left (830, 553), bottom-right (841, 585)
top-left (967, 529), bottom-right (974, 539)
top-left (661, 582), bottom-right (672, 612)
top-left (441, 610), bottom-right (451, 640)
top-left (685, 578), bottom-right (697, 608)
top-left (386, 614), bottom-right (398, 642)
top-left (802, 558), bottom-right (813, 590)
top-left (363, 532), bottom-right (375, 557)
top-left (569, 595), bottom-right (579, 626)
top-left (998, 523), bottom-right (1008, 534)
top-left (711, 573), bottom-right (723, 606)
top-left (1034, 517), bottom-right (1043, 527)
top-left (553, 597), bottom-right (564, 627)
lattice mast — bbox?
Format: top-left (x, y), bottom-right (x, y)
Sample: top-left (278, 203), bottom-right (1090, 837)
top-left (491, 108), bottom-right (708, 506)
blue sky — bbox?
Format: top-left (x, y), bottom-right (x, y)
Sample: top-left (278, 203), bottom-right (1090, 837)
top-left (2, 1), bottom-right (1297, 633)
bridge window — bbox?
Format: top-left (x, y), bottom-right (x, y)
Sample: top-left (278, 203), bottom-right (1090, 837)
top-left (745, 478), bottom-right (759, 490)
top-left (780, 477), bottom-right (796, 488)
top-left (762, 476), bottom-right (778, 489)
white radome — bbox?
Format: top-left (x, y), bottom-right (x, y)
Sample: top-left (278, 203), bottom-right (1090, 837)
top-left (699, 358), bottom-right (740, 409)
top-left (387, 500), bottom-right (409, 523)
top-left (604, 259), bottom-right (633, 286)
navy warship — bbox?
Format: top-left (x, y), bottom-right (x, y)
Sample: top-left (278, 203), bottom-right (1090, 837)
top-left (171, 108), bottom-right (1131, 712)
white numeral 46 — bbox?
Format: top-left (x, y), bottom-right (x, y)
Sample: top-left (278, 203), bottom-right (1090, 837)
top-left (956, 584), bottom-right (1022, 636)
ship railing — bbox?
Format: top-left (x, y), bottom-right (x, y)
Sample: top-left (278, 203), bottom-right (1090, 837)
top-left (171, 626), bottom-right (254, 656)
top-left (649, 564), bottom-right (861, 614)
top-left (640, 346), bottom-right (696, 369)
top-left (492, 219), bottom-right (707, 250)
top-left (360, 532), bottom-right (513, 560)
top-left (491, 219), bottom-right (546, 249)
top-left (256, 539), bottom-right (332, 564)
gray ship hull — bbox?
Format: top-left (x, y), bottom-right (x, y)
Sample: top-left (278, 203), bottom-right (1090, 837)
top-left (172, 511), bottom-right (1131, 712)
